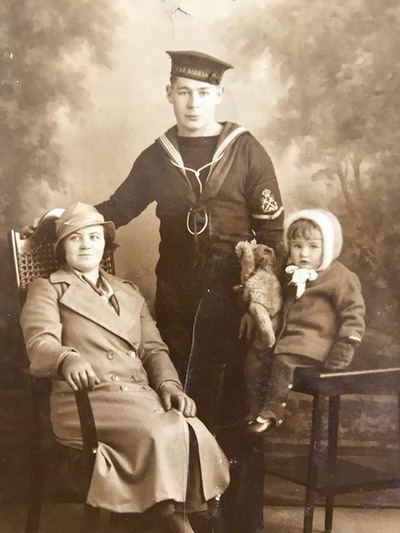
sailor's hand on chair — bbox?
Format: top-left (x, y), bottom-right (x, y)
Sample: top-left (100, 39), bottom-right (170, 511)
top-left (159, 381), bottom-right (197, 417)
top-left (60, 353), bottom-right (100, 391)
top-left (21, 216), bottom-right (41, 238)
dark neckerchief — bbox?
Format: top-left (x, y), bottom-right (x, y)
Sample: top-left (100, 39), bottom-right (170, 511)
top-left (73, 270), bottom-right (120, 315)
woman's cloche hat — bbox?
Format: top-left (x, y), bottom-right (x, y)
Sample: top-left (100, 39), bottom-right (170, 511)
top-left (55, 202), bottom-right (116, 248)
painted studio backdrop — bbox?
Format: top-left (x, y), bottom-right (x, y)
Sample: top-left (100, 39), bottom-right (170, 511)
top-left (1, 0), bottom-right (400, 506)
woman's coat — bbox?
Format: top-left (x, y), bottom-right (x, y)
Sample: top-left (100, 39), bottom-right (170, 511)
top-left (20, 267), bottom-right (229, 513)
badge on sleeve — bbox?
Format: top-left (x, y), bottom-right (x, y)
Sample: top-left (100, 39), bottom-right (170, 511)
top-left (260, 189), bottom-right (279, 213)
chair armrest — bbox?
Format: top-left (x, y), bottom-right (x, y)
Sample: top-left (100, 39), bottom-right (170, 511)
top-left (74, 389), bottom-right (98, 473)
top-left (25, 370), bottom-right (99, 465)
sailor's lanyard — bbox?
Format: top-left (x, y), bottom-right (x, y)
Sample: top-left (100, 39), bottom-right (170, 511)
top-left (175, 157), bottom-right (220, 243)
top-left (186, 206), bottom-right (208, 246)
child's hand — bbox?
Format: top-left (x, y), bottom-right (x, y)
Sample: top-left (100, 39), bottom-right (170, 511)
top-left (324, 340), bottom-right (355, 371)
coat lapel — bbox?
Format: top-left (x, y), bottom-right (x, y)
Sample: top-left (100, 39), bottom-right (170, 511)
top-left (50, 268), bottom-right (143, 346)
top-left (101, 271), bottom-right (145, 336)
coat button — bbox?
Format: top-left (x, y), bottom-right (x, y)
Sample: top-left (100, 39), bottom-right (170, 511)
top-left (111, 375), bottom-right (119, 382)
top-left (120, 384), bottom-right (128, 392)
top-left (127, 350), bottom-right (136, 358)
top-left (282, 402), bottom-right (287, 407)
top-left (107, 351), bottom-right (116, 360)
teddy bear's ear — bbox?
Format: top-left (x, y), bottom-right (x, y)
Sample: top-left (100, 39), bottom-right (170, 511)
top-left (236, 240), bottom-right (255, 259)
top-left (254, 245), bottom-right (276, 266)
top-left (235, 241), bottom-right (246, 257)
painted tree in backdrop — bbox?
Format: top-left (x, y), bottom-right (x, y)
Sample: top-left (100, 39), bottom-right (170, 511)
top-left (227, 0), bottom-right (400, 357)
top-left (0, 0), bottom-right (118, 380)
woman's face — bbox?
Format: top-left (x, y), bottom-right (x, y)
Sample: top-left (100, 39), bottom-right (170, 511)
top-left (63, 225), bottom-right (105, 274)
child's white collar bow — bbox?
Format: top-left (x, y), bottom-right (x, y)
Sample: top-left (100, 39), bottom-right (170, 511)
top-left (285, 265), bottom-right (318, 299)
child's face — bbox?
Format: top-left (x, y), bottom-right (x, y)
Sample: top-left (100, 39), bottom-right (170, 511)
top-left (289, 230), bottom-right (323, 270)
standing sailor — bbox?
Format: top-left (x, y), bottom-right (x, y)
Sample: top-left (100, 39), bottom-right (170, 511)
top-left (96, 50), bottom-right (284, 533)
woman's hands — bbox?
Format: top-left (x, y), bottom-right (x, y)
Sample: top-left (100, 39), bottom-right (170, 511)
top-left (60, 352), bottom-right (100, 391)
top-left (60, 355), bottom-right (197, 416)
top-left (159, 381), bottom-right (197, 417)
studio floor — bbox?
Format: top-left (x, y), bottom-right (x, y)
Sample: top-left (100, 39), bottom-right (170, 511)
top-left (2, 454), bottom-right (400, 532)
top-left (0, 503), bottom-right (400, 532)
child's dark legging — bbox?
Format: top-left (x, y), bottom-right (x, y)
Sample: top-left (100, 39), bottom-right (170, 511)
top-left (246, 352), bottom-right (319, 424)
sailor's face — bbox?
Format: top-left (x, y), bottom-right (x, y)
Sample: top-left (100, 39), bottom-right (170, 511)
top-left (166, 77), bottom-right (223, 136)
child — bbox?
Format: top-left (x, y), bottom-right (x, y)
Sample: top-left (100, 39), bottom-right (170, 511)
top-left (247, 209), bottom-right (366, 435)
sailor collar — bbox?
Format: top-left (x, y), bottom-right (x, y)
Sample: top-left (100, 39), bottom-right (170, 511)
top-left (157, 122), bottom-right (247, 237)
top-left (157, 122), bottom-right (247, 191)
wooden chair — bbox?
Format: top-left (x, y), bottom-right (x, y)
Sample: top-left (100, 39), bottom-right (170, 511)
top-left (9, 209), bottom-right (115, 533)
top-left (263, 364), bottom-right (400, 533)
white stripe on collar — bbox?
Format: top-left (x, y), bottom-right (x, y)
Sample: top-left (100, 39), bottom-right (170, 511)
top-left (159, 133), bottom-right (184, 167)
top-left (214, 126), bottom-right (247, 161)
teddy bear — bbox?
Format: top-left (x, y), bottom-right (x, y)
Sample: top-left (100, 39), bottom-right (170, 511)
top-left (234, 240), bottom-right (283, 420)
top-left (235, 240), bottom-right (282, 349)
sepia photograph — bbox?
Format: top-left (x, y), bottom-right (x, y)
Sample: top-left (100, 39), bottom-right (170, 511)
top-left (1, 1), bottom-right (400, 531)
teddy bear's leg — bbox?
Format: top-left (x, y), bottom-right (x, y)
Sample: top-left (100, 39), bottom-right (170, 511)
top-left (236, 241), bottom-right (256, 284)
top-left (248, 302), bottom-right (276, 347)
top-left (238, 311), bottom-right (256, 341)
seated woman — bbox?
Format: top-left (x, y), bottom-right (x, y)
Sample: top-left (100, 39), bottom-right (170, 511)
top-left (20, 202), bottom-right (229, 533)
